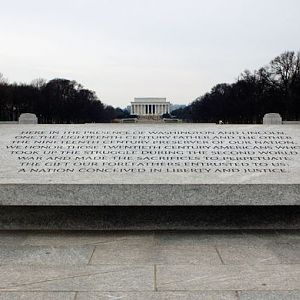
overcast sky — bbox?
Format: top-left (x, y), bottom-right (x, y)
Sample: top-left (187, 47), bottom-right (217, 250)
top-left (0, 0), bottom-right (299, 107)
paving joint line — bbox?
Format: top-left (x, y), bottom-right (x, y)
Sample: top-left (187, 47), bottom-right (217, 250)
top-left (87, 246), bottom-right (97, 265)
top-left (154, 265), bottom-right (158, 292)
top-left (215, 246), bottom-right (225, 264)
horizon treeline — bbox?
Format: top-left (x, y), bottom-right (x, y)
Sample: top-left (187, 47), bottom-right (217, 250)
top-left (172, 51), bottom-right (300, 123)
top-left (0, 77), bottom-right (128, 123)
top-left (1, 50), bottom-right (299, 124)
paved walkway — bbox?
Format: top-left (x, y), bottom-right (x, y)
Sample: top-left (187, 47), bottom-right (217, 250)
top-left (0, 230), bottom-right (299, 299)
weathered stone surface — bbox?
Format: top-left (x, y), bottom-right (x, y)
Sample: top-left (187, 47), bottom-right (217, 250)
top-left (1, 184), bottom-right (299, 206)
top-left (276, 230), bottom-right (300, 242)
top-left (268, 242), bottom-right (300, 264)
top-left (90, 244), bottom-right (222, 265)
top-left (23, 231), bottom-right (154, 247)
top-left (0, 231), bottom-right (299, 295)
top-left (0, 246), bottom-right (94, 265)
top-left (0, 231), bottom-right (29, 245)
top-left (154, 231), bottom-right (276, 247)
top-left (0, 265), bottom-right (153, 291)
top-left (239, 291), bottom-right (300, 299)
top-left (216, 244), bottom-right (281, 265)
top-left (0, 124), bottom-right (299, 206)
top-left (156, 264), bottom-right (300, 291)
top-left (0, 292), bottom-right (75, 300)
top-left (76, 291), bottom-right (237, 299)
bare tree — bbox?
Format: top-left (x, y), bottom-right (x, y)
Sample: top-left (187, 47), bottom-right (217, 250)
top-left (269, 51), bottom-right (300, 95)
top-left (0, 73), bottom-right (8, 84)
top-left (31, 78), bottom-right (47, 89)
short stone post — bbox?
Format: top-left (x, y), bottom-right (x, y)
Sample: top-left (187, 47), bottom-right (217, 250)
top-left (263, 113), bottom-right (282, 125)
top-left (18, 113), bottom-right (38, 124)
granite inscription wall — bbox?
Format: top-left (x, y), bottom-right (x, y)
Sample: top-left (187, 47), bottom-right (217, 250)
top-left (0, 124), bottom-right (299, 185)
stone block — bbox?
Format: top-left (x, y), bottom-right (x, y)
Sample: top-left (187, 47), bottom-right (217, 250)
top-left (18, 113), bottom-right (38, 124)
top-left (0, 124), bottom-right (299, 206)
top-left (263, 113), bottom-right (282, 125)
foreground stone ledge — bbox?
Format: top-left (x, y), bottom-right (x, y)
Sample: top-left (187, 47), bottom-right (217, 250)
top-left (0, 125), bottom-right (299, 208)
top-left (1, 125), bottom-right (300, 187)
top-left (0, 184), bottom-right (299, 206)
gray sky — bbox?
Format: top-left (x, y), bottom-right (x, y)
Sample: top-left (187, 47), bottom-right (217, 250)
top-left (0, 0), bottom-right (299, 107)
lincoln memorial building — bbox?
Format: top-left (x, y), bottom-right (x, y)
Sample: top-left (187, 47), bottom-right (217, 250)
top-left (131, 98), bottom-right (171, 116)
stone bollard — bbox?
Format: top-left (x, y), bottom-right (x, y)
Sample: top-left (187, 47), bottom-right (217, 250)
top-left (263, 113), bottom-right (282, 125)
top-left (18, 113), bottom-right (38, 124)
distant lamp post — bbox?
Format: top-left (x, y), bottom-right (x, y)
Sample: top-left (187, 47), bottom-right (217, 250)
top-left (12, 106), bottom-right (17, 121)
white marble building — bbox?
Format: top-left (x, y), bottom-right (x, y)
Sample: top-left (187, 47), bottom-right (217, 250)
top-left (131, 98), bottom-right (171, 116)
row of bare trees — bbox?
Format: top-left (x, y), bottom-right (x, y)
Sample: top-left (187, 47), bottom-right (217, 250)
top-left (172, 51), bottom-right (300, 123)
top-left (0, 77), bottom-right (127, 123)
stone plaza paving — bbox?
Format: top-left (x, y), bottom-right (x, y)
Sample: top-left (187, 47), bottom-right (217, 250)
top-left (0, 230), bottom-right (299, 299)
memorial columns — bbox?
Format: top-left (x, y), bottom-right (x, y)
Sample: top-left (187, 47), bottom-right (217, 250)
top-left (131, 101), bottom-right (170, 116)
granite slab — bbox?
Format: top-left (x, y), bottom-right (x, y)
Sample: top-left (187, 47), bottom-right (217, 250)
top-left (156, 264), bottom-right (300, 291)
top-left (0, 124), bottom-right (299, 206)
top-left (0, 265), bottom-right (154, 292)
top-left (90, 244), bottom-right (222, 265)
top-left (238, 291), bottom-right (300, 300)
top-left (76, 291), bottom-right (237, 300)
top-left (0, 246), bottom-right (94, 265)
top-left (0, 292), bottom-right (75, 300)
